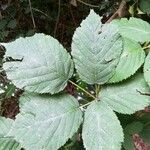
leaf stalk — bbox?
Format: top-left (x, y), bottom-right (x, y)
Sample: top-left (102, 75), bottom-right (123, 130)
top-left (68, 80), bottom-right (96, 99)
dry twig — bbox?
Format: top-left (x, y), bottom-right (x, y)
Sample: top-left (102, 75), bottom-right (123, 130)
top-left (106, 0), bottom-right (127, 23)
top-left (54, 0), bottom-right (61, 37)
top-left (28, 0), bottom-right (36, 28)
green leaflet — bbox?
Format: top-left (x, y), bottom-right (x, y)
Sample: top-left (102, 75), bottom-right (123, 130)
top-left (100, 73), bottom-right (150, 114)
top-left (144, 52), bottom-right (150, 86)
top-left (0, 117), bottom-right (21, 150)
top-left (112, 17), bottom-right (150, 42)
top-left (140, 124), bottom-right (150, 144)
top-left (72, 10), bottom-right (123, 84)
top-left (139, 0), bottom-right (150, 14)
top-left (10, 93), bottom-right (83, 150)
top-left (5, 83), bottom-right (16, 98)
top-left (82, 101), bottom-right (123, 150)
top-left (123, 122), bottom-right (144, 150)
top-left (2, 33), bottom-right (74, 94)
top-left (124, 122), bottom-right (144, 135)
top-left (109, 38), bottom-right (145, 83)
top-left (123, 121), bottom-right (150, 150)
top-left (123, 134), bottom-right (134, 150)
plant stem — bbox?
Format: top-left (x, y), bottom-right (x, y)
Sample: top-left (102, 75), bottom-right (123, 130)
top-left (106, 0), bottom-right (127, 23)
top-left (76, 0), bottom-right (99, 8)
top-left (144, 121), bottom-right (150, 127)
top-left (54, 0), bottom-right (61, 37)
top-left (143, 45), bottom-right (150, 50)
top-left (28, 0), bottom-right (36, 28)
top-left (79, 101), bottom-right (94, 109)
top-left (68, 80), bottom-right (96, 99)
top-left (95, 84), bottom-right (100, 98)
top-left (32, 8), bottom-right (52, 20)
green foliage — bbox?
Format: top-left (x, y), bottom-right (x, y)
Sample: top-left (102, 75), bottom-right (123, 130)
top-left (0, 117), bottom-right (13, 135)
top-left (72, 10), bottom-right (122, 84)
top-left (4, 83), bottom-right (16, 98)
top-left (108, 38), bottom-right (145, 83)
top-left (0, 117), bottom-right (21, 150)
top-left (124, 122), bottom-right (144, 135)
top-left (9, 93), bottom-right (82, 150)
top-left (101, 73), bottom-right (150, 114)
top-left (144, 52), bottom-right (150, 86)
top-left (112, 17), bottom-right (150, 42)
top-left (0, 10), bottom-right (150, 150)
top-left (140, 124), bottom-right (150, 144)
top-left (0, 138), bottom-right (21, 150)
top-left (0, 82), bottom-right (16, 100)
top-left (139, 0), bottom-right (150, 14)
top-left (7, 20), bottom-right (17, 29)
top-left (82, 101), bottom-right (123, 150)
top-left (0, 20), bottom-right (8, 30)
top-left (2, 34), bottom-right (74, 94)
top-left (123, 121), bottom-right (144, 150)
top-left (0, 5), bottom-right (17, 41)
top-left (123, 120), bottom-right (150, 150)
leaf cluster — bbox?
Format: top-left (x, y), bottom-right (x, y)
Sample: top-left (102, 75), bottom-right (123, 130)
top-left (0, 10), bottom-right (150, 150)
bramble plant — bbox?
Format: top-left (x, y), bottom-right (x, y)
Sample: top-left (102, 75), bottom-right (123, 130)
top-left (0, 10), bottom-right (150, 150)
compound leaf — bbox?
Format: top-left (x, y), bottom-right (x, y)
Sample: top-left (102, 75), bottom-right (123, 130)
top-left (82, 101), bottom-right (123, 150)
top-left (109, 38), bottom-right (145, 83)
top-left (100, 73), bottom-right (150, 114)
top-left (144, 52), bottom-right (150, 86)
top-left (112, 17), bottom-right (150, 42)
top-left (10, 93), bottom-right (83, 150)
top-left (72, 10), bottom-right (122, 84)
top-left (2, 33), bottom-right (74, 94)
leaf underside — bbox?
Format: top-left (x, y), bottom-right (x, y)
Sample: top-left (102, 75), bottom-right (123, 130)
top-left (100, 73), bottom-right (150, 114)
top-left (2, 33), bottom-right (74, 94)
top-left (0, 117), bottom-right (21, 150)
top-left (144, 52), bottom-right (150, 87)
top-left (108, 38), bottom-right (145, 83)
top-left (72, 10), bottom-right (123, 84)
top-left (112, 17), bottom-right (150, 42)
top-left (10, 93), bottom-right (83, 150)
top-left (0, 138), bottom-right (21, 150)
top-left (82, 101), bottom-right (123, 150)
